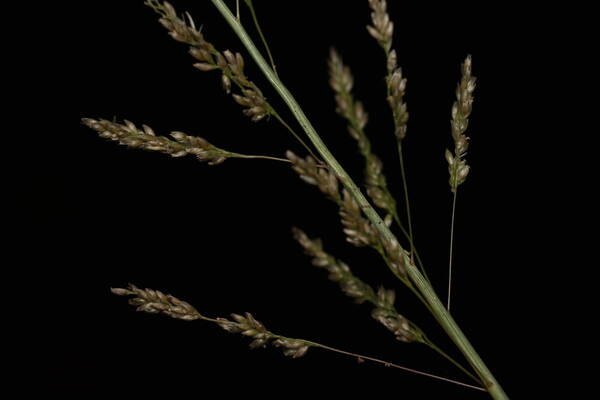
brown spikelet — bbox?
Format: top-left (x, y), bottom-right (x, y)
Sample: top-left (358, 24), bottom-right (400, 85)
top-left (111, 284), bottom-right (201, 321)
top-left (112, 284), bottom-right (312, 357)
top-left (287, 151), bottom-right (378, 247)
top-left (292, 227), bottom-right (376, 303)
top-left (381, 236), bottom-right (409, 278)
top-left (371, 308), bottom-right (418, 343)
top-left (367, 0), bottom-right (394, 53)
top-left (446, 56), bottom-right (476, 192)
top-left (366, 0), bottom-right (410, 142)
top-left (286, 151), bottom-right (340, 201)
top-left (387, 66), bottom-right (409, 140)
top-left (339, 189), bottom-right (378, 247)
top-left (292, 228), bottom-right (421, 343)
top-left (82, 118), bottom-right (231, 165)
top-left (145, 1), bottom-right (269, 122)
top-left (328, 48), bottom-right (397, 217)
top-left (216, 312), bottom-right (311, 357)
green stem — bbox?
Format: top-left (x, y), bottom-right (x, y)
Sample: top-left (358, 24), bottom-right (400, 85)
top-left (269, 109), bottom-right (323, 163)
top-left (244, 0), bottom-right (278, 76)
top-left (210, 1), bottom-right (508, 398)
top-left (233, 154), bottom-right (291, 163)
top-left (397, 141), bottom-right (429, 283)
top-left (448, 189), bottom-right (458, 310)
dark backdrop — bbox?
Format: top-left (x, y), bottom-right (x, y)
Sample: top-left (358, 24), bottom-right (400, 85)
top-left (25, 0), bottom-right (564, 397)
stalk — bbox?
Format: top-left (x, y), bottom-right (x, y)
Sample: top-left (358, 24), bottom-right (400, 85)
top-left (448, 189), bottom-right (458, 310)
top-left (210, 1), bottom-right (508, 398)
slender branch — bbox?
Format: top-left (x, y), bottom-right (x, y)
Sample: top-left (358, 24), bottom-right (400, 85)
top-left (448, 189), bottom-right (458, 310)
top-left (270, 109), bottom-right (323, 163)
top-left (209, 1), bottom-right (507, 398)
top-left (397, 141), bottom-right (425, 281)
top-left (423, 335), bottom-right (481, 384)
top-left (234, 154), bottom-right (291, 163)
top-left (304, 341), bottom-right (486, 392)
top-left (244, 0), bottom-right (278, 76)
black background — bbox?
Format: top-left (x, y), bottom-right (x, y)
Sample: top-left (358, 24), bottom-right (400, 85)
top-left (22, 0), bottom-right (570, 397)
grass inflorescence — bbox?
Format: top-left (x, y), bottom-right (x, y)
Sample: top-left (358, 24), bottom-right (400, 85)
top-left (85, 1), bottom-right (506, 398)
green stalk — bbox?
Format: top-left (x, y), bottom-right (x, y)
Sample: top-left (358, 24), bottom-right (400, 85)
top-left (448, 189), bottom-right (458, 310)
top-left (210, 1), bottom-right (508, 398)
top-left (243, 0), bottom-right (278, 76)
top-left (396, 140), bottom-right (428, 282)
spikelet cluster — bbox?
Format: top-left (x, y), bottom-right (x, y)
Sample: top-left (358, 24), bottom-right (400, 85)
top-left (370, 287), bottom-right (423, 343)
top-left (113, 285), bottom-right (311, 358)
top-left (371, 287), bottom-right (418, 343)
top-left (287, 153), bottom-right (407, 270)
top-left (367, 0), bottom-right (409, 141)
top-left (286, 151), bottom-right (378, 247)
top-left (216, 313), bottom-right (310, 357)
top-left (145, 1), bottom-right (268, 121)
top-left (328, 49), bottom-right (396, 217)
top-left (292, 227), bottom-right (376, 302)
top-left (292, 228), bottom-right (419, 342)
top-left (367, 0), bottom-right (394, 53)
top-left (82, 118), bottom-right (231, 165)
top-left (328, 48), bottom-right (369, 149)
top-left (111, 284), bottom-right (201, 321)
top-left (446, 56), bottom-right (476, 192)
top-left (382, 236), bottom-right (409, 278)
top-left (386, 62), bottom-right (409, 140)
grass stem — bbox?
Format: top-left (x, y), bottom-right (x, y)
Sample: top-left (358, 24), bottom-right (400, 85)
top-left (244, 0), bottom-right (278, 76)
top-left (448, 189), bottom-right (458, 310)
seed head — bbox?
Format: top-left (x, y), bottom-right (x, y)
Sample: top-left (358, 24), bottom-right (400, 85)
top-left (82, 118), bottom-right (233, 165)
top-left (446, 55), bottom-right (476, 192)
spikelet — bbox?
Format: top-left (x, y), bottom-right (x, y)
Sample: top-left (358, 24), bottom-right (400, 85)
top-left (287, 151), bottom-right (378, 247)
top-left (328, 48), bottom-right (397, 217)
top-left (111, 284), bottom-right (201, 321)
top-left (446, 56), bottom-right (476, 192)
top-left (292, 228), bottom-right (421, 343)
top-left (82, 118), bottom-right (231, 165)
top-left (113, 285), bottom-right (312, 357)
top-left (145, 1), bottom-right (268, 121)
